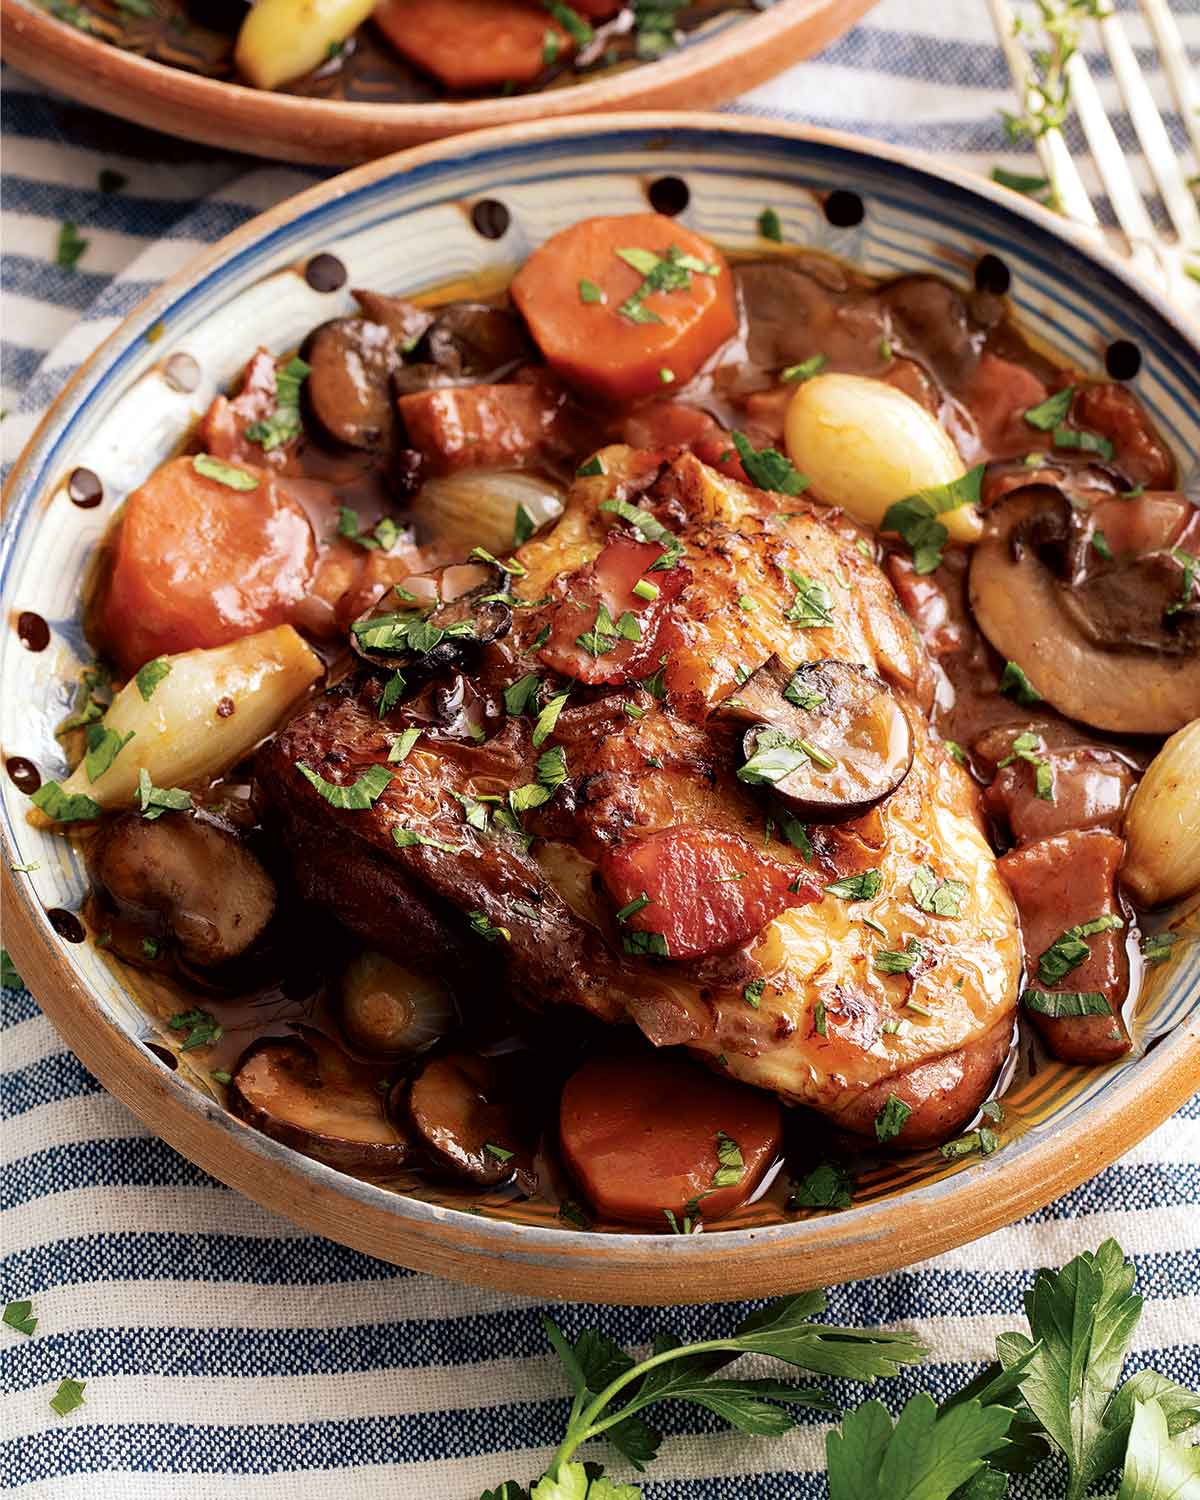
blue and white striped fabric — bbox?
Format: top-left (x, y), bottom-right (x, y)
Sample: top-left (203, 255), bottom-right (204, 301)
top-left (2, 2), bottom-right (1198, 1494)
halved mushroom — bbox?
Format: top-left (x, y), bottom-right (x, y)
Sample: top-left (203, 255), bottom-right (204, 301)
top-left (340, 950), bottom-right (456, 1059)
top-left (969, 487), bottom-right (1200, 734)
top-left (301, 317), bottom-right (399, 450)
top-left (89, 813), bottom-right (275, 966)
top-left (228, 1031), bottom-right (410, 1172)
top-left (350, 560), bottom-right (512, 680)
top-left (404, 1053), bottom-right (521, 1186)
top-left (712, 654), bottom-right (913, 822)
top-left (393, 304), bottom-right (532, 395)
top-left (352, 289), bottom-right (433, 349)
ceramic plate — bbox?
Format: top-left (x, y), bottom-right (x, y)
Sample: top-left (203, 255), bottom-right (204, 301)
top-left (0, 0), bottom-right (875, 165)
top-left (3, 114), bottom-right (1198, 1304)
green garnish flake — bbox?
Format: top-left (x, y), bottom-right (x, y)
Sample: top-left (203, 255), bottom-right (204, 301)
top-left (744, 978), bottom-right (766, 1009)
top-left (1022, 988), bottom-right (1110, 1017)
top-left (658, 368), bottom-right (675, 384)
top-left (615, 892), bottom-right (651, 923)
top-left (245, 355), bottom-right (310, 452)
top-left (1036, 913), bottom-right (1122, 985)
top-left (997, 728), bottom-right (1054, 801)
top-left (992, 165), bottom-right (1051, 197)
top-left (49, 1378), bottom-right (87, 1417)
top-left (881, 463), bottom-right (984, 575)
top-left (1023, 386), bottom-right (1074, 430)
top-left (784, 571), bottom-right (835, 629)
top-left (633, 578), bottom-right (660, 602)
top-left (940, 1127), bottom-right (1001, 1161)
top-left (378, 670), bottom-right (407, 718)
top-left (392, 827), bottom-right (465, 854)
top-left (738, 729), bottom-right (825, 787)
top-left (542, 27), bottom-right (560, 65)
top-left (789, 1160), bottom-right (853, 1211)
top-left (738, 594), bottom-right (758, 613)
top-left (826, 870), bottom-right (881, 902)
top-left (3, 1299), bottom-right (37, 1336)
top-left (468, 911), bottom-right (510, 943)
top-left (943, 739), bottom-right (968, 767)
top-left (1092, 529), bottom-right (1113, 561)
top-left (135, 657), bottom-right (171, 701)
top-left (296, 761), bottom-right (392, 810)
top-left (1052, 425), bottom-right (1115, 461)
top-left (999, 659), bottom-right (1041, 705)
top-left (711, 1130), bottom-right (745, 1189)
top-left (1140, 931), bottom-right (1178, 965)
top-left (758, 207), bottom-right (783, 242)
top-left (874, 938), bottom-right (925, 975)
top-left (613, 243), bottom-right (718, 325)
top-left (1165, 548), bottom-right (1197, 617)
top-left (532, 691), bottom-right (569, 748)
top-left (388, 726), bottom-right (422, 764)
top-left (30, 782), bottom-right (102, 823)
top-left (909, 865), bottom-right (967, 918)
top-left (622, 928), bottom-right (669, 958)
top-left (484, 1142), bottom-right (514, 1163)
top-left (55, 221), bottom-right (88, 270)
top-left (504, 673), bottom-right (542, 716)
top-left (541, 0), bottom-right (592, 45)
top-left (814, 998), bottom-right (827, 1036)
top-left (781, 354), bottom-right (827, 383)
top-left (192, 453), bottom-right (257, 490)
top-left (83, 722), bottom-right (134, 783)
top-left (732, 431), bottom-right (807, 496)
top-left (578, 277), bottom-right (604, 304)
top-left (141, 936), bottom-right (161, 960)
top-left (576, 455), bottom-right (606, 478)
top-left (874, 1092), bottom-right (912, 1142)
top-left (513, 503), bottom-right (537, 546)
top-left (337, 506), bottom-right (402, 552)
top-left (598, 495), bottom-right (681, 567)
top-left (169, 1007), bottom-right (223, 1051)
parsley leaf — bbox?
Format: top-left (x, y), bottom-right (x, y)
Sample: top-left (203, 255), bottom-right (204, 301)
top-left (135, 657), bottom-right (171, 701)
top-left (826, 1392), bottom-right (1014, 1500)
top-left (55, 221), bottom-right (89, 270)
top-left (909, 866), bottom-right (967, 918)
top-left (3, 1298), bottom-right (37, 1336)
top-left (826, 870), bottom-right (881, 902)
top-left (758, 206), bottom-right (783, 242)
top-left (1053, 425), bottom-right (1115, 461)
top-left (997, 729), bottom-right (1054, 801)
top-left (136, 767), bottom-right (192, 821)
top-left (245, 355), bottom-right (310, 451)
top-left (1140, 932), bottom-right (1178, 965)
top-left (504, 673), bottom-right (542, 716)
top-left (388, 726), bottom-right (422, 764)
top-left (192, 453), bottom-right (258, 491)
top-left (789, 1161), bottom-right (854, 1211)
top-left (1116, 1393), bottom-right (1200, 1499)
top-left (49, 1378), bottom-right (87, 1417)
top-left (532, 691), bottom-right (569, 748)
top-left (30, 781), bottom-right (102, 823)
top-left (874, 940), bottom-right (924, 976)
top-left (468, 911), bottom-right (510, 942)
top-left (1022, 988), bottom-right (1110, 1018)
top-left (881, 464), bottom-right (984, 575)
top-left (781, 354), bottom-right (828, 383)
top-left (784, 571), bottom-right (835, 628)
top-left (999, 660), bottom-right (1041, 704)
top-left (169, 1008), bottom-right (223, 1050)
top-left (743, 978), bottom-right (766, 1008)
top-left (296, 762), bottom-right (392, 810)
top-left (732, 431), bottom-right (807, 495)
top-left (1023, 386), bottom-right (1074, 430)
top-left (82, 722), bottom-right (134, 783)
top-left (874, 1093), bottom-right (912, 1141)
top-left (1035, 913), bottom-right (1122, 985)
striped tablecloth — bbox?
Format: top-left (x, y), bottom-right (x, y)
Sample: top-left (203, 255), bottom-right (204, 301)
top-left (2, 2), bottom-right (1198, 1494)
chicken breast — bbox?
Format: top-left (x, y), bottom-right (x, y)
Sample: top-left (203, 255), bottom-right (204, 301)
top-left (260, 447), bottom-right (1020, 1140)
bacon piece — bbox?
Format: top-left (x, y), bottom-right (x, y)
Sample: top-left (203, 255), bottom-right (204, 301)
top-left (965, 353), bottom-right (1050, 459)
top-left (396, 374), bottom-right (568, 473)
top-left (200, 350), bottom-right (297, 474)
top-left (600, 826), bottom-right (821, 961)
top-left (537, 533), bottom-right (689, 685)
top-left (1072, 382), bottom-right (1175, 489)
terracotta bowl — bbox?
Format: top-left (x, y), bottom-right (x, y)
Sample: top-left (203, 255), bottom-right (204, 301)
top-left (3, 114), bottom-right (1198, 1305)
top-left (0, 0), bottom-right (875, 165)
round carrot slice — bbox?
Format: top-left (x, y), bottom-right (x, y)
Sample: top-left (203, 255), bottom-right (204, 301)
top-left (510, 213), bottom-right (738, 403)
top-left (98, 454), bottom-right (315, 674)
top-left (559, 1054), bottom-right (782, 1227)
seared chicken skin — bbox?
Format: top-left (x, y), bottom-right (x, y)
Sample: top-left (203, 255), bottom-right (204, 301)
top-left (261, 447), bottom-right (1021, 1143)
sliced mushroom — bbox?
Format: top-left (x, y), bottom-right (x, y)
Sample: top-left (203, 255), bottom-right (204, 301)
top-left (301, 317), bottom-right (399, 449)
top-left (969, 487), bottom-right (1200, 734)
top-left (228, 1031), bottom-right (410, 1172)
top-left (712, 654), bottom-right (913, 822)
top-left (404, 1053), bottom-right (521, 1186)
top-left (340, 950), bottom-right (456, 1059)
top-left (350, 560), bottom-right (512, 679)
top-left (89, 814), bottom-right (275, 966)
top-left (393, 304), bottom-right (532, 395)
top-left (352, 289), bottom-right (433, 348)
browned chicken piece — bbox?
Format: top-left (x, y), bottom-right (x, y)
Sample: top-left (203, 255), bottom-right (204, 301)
top-left (259, 447), bottom-right (1021, 1143)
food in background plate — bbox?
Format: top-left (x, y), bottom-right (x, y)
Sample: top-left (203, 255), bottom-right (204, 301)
top-left (28, 211), bottom-right (1198, 1232)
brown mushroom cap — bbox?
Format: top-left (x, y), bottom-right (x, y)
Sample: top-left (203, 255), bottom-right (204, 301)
top-left (301, 317), bottom-right (400, 450)
top-left (227, 1031), bottom-right (410, 1172)
top-left (712, 654), bottom-right (913, 822)
top-left (88, 814), bottom-right (275, 967)
top-left (351, 560), bottom-right (512, 682)
top-left (405, 1053), bottom-right (521, 1187)
top-left (969, 488), bottom-right (1200, 734)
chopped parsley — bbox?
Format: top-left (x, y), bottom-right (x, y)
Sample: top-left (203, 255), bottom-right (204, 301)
top-left (813, 998), bottom-right (827, 1035)
top-left (738, 729), bottom-right (829, 787)
top-left (1023, 386), bottom-right (1074, 430)
top-left (1165, 548), bottom-right (1197, 616)
top-left (30, 782), bottom-right (102, 823)
top-left (513, 503), bottom-right (537, 546)
top-left (615, 893), bottom-right (651, 923)
top-left (392, 827), bottom-right (465, 854)
top-left (536, 744), bottom-right (569, 787)
top-left (192, 453), bottom-right (258, 491)
top-left (711, 1130), bottom-right (745, 1189)
top-left (504, 674), bottom-right (542, 716)
top-left (532, 691), bottom-right (569, 748)
top-left (578, 277), bottom-right (604, 304)
top-left (1141, 931), bottom-right (1178, 965)
top-left (909, 866), bottom-right (967, 917)
top-left (598, 495), bottom-right (681, 566)
top-left (622, 928), bottom-right (670, 958)
top-left (788, 1160), bottom-right (853, 1210)
top-left (576, 602), bottom-right (640, 657)
top-left (783, 672), bottom-right (826, 711)
top-left (244, 355), bottom-right (310, 451)
top-left (388, 726), bottom-right (421, 763)
top-left (378, 670), bottom-right (407, 718)
top-left (1036, 913), bottom-right (1122, 985)
top-left (781, 354), bottom-right (828, 383)
top-left (135, 658), bottom-right (171, 701)
top-left (633, 578), bottom-right (660, 602)
top-left (295, 762), bottom-right (392, 810)
top-left (337, 506), bottom-right (402, 552)
top-left (784, 571), bottom-right (835, 629)
top-left (992, 165), bottom-right (1051, 197)
top-left (542, 0), bottom-right (592, 43)
top-left (757, 207), bottom-right (783, 242)
top-left (943, 739), bottom-right (968, 767)
top-left (83, 722), bottom-right (134, 782)
top-left (874, 938), bottom-right (924, 975)
top-left (3, 1299), bottom-right (37, 1337)
top-left (49, 1378), bottom-right (87, 1417)
top-left (743, 978), bottom-right (766, 1008)
top-left (1052, 425), bottom-right (1114, 461)
top-left (779, 815), bottom-right (814, 862)
top-left (1092, 529), bottom-right (1113, 561)
top-left (1023, 988), bottom-right (1110, 1018)
top-left (576, 455), bottom-right (606, 478)
top-left (613, 243), bottom-right (718, 325)
top-left (169, 1008), bottom-right (223, 1050)
top-left (658, 367), bottom-right (675, 384)
top-left (826, 870), bottom-right (882, 902)
top-left (880, 464), bottom-right (984, 575)
top-left (874, 1093), bottom-right (912, 1142)
top-left (997, 729), bottom-right (1054, 800)
top-left (732, 431), bottom-right (807, 496)
top-left (55, 221), bottom-right (89, 270)
top-left (141, 936), bottom-right (162, 960)
top-left (484, 1142), bottom-right (514, 1163)
top-left (940, 1126), bottom-right (1001, 1160)
top-left (468, 911), bottom-right (510, 942)
top-left (999, 659), bottom-right (1041, 704)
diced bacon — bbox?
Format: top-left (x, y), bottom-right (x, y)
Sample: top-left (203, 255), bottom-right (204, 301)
top-left (619, 401), bottom-right (727, 453)
top-left (965, 353), bottom-right (1050, 459)
top-left (537, 533), bottom-right (689, 685)
top-left (397, 374), bottom-right (567, 474)
top-left (200, 349), bottom-right (296, 474)
top-left (1072, 383), bottom-right (1175, 489)
top-left (885, 553), bottom-right (964, 658)
top-left (601, 826), bottom-right (821, 961)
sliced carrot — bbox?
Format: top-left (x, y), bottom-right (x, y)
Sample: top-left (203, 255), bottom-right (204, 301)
top-left (510, 213), bottom-right (738, 402)
top-left (373, 0), bottom-right (570, 90)
top-left (560, 1055), bottom-right (782, 1226)
top-left (98, 455), bottom-right (315, 674)
top-left (600, 826), bottom-right (821, 960)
